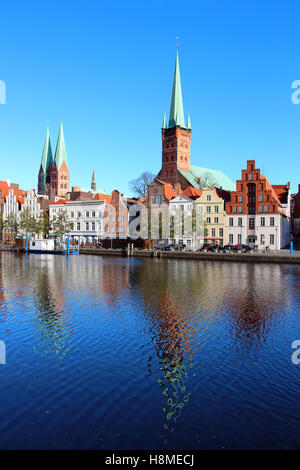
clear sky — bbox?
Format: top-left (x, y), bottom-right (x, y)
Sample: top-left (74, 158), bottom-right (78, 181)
top-left (0, 0), bottom-right (300, 195)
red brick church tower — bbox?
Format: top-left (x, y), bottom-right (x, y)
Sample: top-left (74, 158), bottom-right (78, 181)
top-left (49, 122), bottom-right (70, 199)
top-left (157, 51), bottom-right (192, 189)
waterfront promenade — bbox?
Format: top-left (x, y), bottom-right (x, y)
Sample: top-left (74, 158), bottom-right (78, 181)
top-left (79, 246), bottom-right (300, 264)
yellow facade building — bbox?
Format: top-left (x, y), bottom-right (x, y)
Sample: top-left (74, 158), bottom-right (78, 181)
top-left (195, 186), bottom-right (227, 246)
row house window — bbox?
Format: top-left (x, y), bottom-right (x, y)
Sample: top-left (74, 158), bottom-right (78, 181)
top-left (229, 217), bottom-right (233, 226)
top-left (239, 195), bottom-right (243, 202)
top-left (207, 206), bottom-right (211, 213)
top-left (261, 234), bottom-right (266, 245)
top-left (238, 234), bottom-right (242, 244)
top-left (206, 195), bottom-right (211, 201)
top-left (270, 217), bottom-right (275, 226)
top-left (214, 217), bottom-right (219, 224)
top-left (238, 218), bottom-right (243, 227)
top-left (239, 206), bottom-right (243, 213)
top-left (249, 217), bottom-right (255, 227)
top-left (151, 195), bottom-right (162, 205)
top-left (229, 234), bottom-right (234, 244)
top-left (219, 228), bottom-right (224, 237)
top-left (214, 206), bottom-right (219, 213)
top-left (261, 217), bottom-right (265, 227)
top-left (270, 234), bottom-right (275, 245)
top-left (233, 206), bottom-right (237, 213)
top-left (207, 217), bottom-right (211, 224)
top-left (212, 228), bottom-right (216, 237)
top-left (249, 196), bottom-right (255, 203)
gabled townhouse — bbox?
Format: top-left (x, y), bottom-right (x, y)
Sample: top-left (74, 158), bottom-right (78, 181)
top-left (147, 179), bottom-right (178, 208)
top-left (225, 160), bottom-right (290, 250)
top-left (194, 186), bottom-right (229, 248)
top-left (103, 190), bottom-right (130, 239)
top-left (168, 195), bottom-right (194, 248)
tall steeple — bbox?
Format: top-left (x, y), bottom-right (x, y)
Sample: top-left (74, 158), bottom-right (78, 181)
top-left (159, 49), bottom-right (192, 184)
top-left (54, 122), bottom-right (68, 170)
top-left (38, 127), bottom-right (53, 194)
top-left (49, 122), bottom-right (70, 198)
top-left (91, 169), bottom-right (96, 191)
top-left (41, 127), bottom-right (53, 172)
top-left (168, 51), bottom-right (186, 128)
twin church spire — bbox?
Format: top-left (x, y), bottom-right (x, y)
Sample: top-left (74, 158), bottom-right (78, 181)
top-left (162, 50), bottom-right (191, 130)
top-left (38, 122), bottom-right (69, 196)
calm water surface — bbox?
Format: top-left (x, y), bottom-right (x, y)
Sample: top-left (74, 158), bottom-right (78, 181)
top-left (0, 252), bottom-right (300, 449)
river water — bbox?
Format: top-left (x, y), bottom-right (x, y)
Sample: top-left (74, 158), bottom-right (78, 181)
top-left (0, 252), bottom-right (300, 449)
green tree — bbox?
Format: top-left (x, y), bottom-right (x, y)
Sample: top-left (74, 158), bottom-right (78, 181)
top-left (36, 211), bottom-right (52, 238)
top-left (0, 211), bottom-right (4, 241)
top-left (4, 214), bottom-right (19, 235)
top-left (52, 210), bottom-right (72, 237)
top-left (19, 208), bottom-right (38, 237)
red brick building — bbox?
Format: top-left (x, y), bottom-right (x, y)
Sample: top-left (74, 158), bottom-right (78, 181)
top-left (225, 160), bottom-right (291, 250)
top-left (151, 51), bottom-right (235, 198)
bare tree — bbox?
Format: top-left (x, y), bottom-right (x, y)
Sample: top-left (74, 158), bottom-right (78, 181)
top-left (129, 172), bottom-right (155, 198)
top-left (198, 172), bottom-right (218, 189)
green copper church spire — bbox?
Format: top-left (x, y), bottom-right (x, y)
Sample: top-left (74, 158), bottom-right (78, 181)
top-left (162, 113), bottom-right (167, 129)
top-left (54, 122), bottom-right (68, 169)
top-left (41, 127), bottom-right (53, 172)
top-left (168, 50), bottom-right (186, 128)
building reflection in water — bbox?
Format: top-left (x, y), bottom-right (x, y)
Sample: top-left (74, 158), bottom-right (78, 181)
top-left (0, 253), bottom-right (294, 445)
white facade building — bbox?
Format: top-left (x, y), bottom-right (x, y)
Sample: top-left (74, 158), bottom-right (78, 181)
top-left (226, 213), bottom-right (290, 250)
top-left (168, 195), bottom-right (194, 248)
top-left (49, 199), bottom-right (106, 243)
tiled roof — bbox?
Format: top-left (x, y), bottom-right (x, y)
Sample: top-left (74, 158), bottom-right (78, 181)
top-left (179, 165), bottom-right (236, 191)
top-left (0, 181), bottom-right (27, 200)
top-left (52, 199), bottom-right (67, 205)
top-left (181, 186), bottom-right (202, 199)
top-left (273, 185), bottom-right (289, 204)
top-left (155, 179), bottom-right (178, 200)
top-left (260, 176), bottom-right (282, 206)
top-left (93, 193), bottom-right (112, 204)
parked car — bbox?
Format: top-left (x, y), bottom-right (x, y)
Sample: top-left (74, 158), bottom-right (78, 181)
top-left (233, 244), bottom-right (252, 253)
top-left (222, 244), bottom-right (234, 252)
top-left (211, 244), bottom-right (222, 252)
top-left (199, 243), bottom-right (213, 252)
top-left (163, 244), bottom-right (175, 251)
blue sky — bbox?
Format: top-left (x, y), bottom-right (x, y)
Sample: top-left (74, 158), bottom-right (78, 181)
top-left (0, 0), bottom-right (300, 195)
